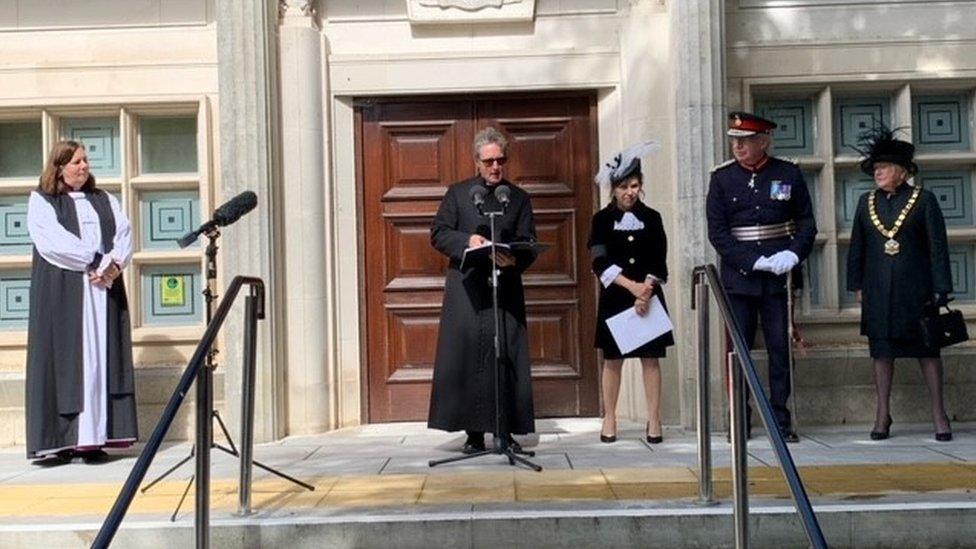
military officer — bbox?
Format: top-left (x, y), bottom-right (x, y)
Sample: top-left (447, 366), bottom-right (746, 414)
top-left (706, 111), bottom-right (818, 443)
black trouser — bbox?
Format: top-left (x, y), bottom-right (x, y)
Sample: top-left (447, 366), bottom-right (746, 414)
top-left (728, 291), bottom-right (792, 431)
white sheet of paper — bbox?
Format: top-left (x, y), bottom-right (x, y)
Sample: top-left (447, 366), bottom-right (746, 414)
top-left (605, 295), bottom-right (674, 354)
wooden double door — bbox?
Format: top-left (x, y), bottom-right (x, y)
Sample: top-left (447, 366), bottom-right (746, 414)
top-left (359, 92), bottom-right (600, 422)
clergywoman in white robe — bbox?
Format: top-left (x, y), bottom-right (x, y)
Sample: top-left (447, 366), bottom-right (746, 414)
top-left (25, 140), bottom-right (137, 464)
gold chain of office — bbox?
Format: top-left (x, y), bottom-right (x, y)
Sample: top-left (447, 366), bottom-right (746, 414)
top-left (868, 186), bottom-right (921, 256)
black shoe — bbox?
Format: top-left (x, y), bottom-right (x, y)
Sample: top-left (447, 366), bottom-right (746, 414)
top-left (936, 416), bottom-right (952, 442)
top-left (32, 450), bottom-right (74, 466)
top-left (645, 422), bottom-right (663, 444)
top-left (461, 435), bottom-right (486, 454)
top-left (870, 415), bottom-right (892, 441)
top-left (505, 436), bottom-right (524, 453)
top-left (780, 429), bottom-right (799, 444)
top-left (600, 433), bottom-right (617, 443)
top-left (78, 449), bottom-right (109, 464)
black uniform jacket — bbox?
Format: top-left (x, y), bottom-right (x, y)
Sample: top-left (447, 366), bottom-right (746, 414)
top-left (427, 177), bottom-right (538, 435)
top-left (846, 183), bottom-right (952, 339)
top-left (589, 200), bottom-right (674, 353)
top-left (706, 157), bottom-right (818, 296)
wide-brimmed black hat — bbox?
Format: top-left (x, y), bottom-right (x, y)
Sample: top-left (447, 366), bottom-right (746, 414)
top-left (854, 123), bottom-right (917, 176)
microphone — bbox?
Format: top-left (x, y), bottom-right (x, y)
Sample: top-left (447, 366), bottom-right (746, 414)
top-left (177, 191), bottom-right (258, 248)
top-left (469, 184), bottom-right (488, 214)
top-left (493, 185), bottom-right (511, 212)
top-left (213, 190), bottom-right (257, 226)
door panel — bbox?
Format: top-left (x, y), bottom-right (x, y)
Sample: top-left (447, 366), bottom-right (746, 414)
top-left (360, 93), bottom-right (598, 422)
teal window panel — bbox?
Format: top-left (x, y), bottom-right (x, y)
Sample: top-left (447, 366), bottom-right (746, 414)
top-left (0, 270), bottom-right (30, 330)
top-left (140, 191), bottom-right (200, 250)
top-left (140, 117), bottom-right (198, 174)
top-left (804, 244), bottom-right (823, 306)
top-left (913, 94), bottom-right (970, 152)
top-left (834, 97), bottom-right (890, 155)
top-left (141, 265), bottom-right (202, 325)
top-left (756, 99), bottom-right (815, 155)
top-left (917, 171), bottom-right (973, 227)
top-left (948, 244), bottom-right (975, 302)
top-left (0, 121), bottom-right (42, 179)
top-left (0, 196), bottom-right (31, 254)
top-left (61, 117), bottom-right (121, 178)
top-left (802, 170), bottom-right (819, 216)
top-left (835, 171), bottom-right (875, 228)
top-left (837, 244), bottom-right (858, 306)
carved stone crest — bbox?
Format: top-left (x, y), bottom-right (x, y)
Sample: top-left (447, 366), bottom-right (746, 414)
top-left (407, 0), bottom-right (535, 24)
top-left (418, 0), bottom-right (522, 10)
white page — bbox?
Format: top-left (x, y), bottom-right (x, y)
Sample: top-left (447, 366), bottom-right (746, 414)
top-left (605, 295), bottom-right (673, 354)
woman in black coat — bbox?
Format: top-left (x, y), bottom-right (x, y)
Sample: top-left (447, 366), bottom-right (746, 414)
top-left (589, 142), bottom-right (674, 444)
top-left (847, 126), bottom-right (953, 441)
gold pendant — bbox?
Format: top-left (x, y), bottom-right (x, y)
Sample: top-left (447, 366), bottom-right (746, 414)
top-left (884, 238), bottom-right (900, 256)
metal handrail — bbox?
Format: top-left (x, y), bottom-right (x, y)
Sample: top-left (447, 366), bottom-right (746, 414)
top-left (91, 275), bottom-right (265, 549)
top-left (692, 272), bottom-right (714, 505)
top-left (693, 264), bottom-right (827, 549)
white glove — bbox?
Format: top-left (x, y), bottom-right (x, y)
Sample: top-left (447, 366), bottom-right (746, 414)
top-left (752, 256), bottom-right (774, 273)
top-left (769, 250), bottom-right (799, 275)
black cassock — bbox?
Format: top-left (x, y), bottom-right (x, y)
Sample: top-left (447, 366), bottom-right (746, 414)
top-left (427, 177), bottom-right (537, 435)
top-left (847, 183), bottom-right (952, 357)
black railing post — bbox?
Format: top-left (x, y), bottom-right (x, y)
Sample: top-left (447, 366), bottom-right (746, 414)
top-left (730, 351), bottom-right (749, 548)
top-left (698, 264), bottom-right (827, 549)
top-left (692, 268), bottom-right (714, 505)
top-left (91, 276), bottom-right (264, 549)
top-left (237, 289), bottom-right (261, 516)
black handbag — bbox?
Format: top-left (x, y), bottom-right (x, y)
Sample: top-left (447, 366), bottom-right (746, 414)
top-left (920, 304), bottom-right (970, 349)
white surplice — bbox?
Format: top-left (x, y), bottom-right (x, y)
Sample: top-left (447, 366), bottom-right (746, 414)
top-left (27, 190), bottom-right (133, 453)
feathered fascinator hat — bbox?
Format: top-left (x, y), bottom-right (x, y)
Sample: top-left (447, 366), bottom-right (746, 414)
top-left (853, 122), bottom-right (917, 177)
top-left (594, 140), bottom-right (662, 190)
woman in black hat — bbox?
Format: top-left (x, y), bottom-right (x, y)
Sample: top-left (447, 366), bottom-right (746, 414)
top-left (589, 141), bottom-right (674, 444)
top-left (847, 125), bottom-right (953, 441)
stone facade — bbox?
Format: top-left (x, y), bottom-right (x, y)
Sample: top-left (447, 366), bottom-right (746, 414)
top-left (0, 0), bottom-right (972, 445)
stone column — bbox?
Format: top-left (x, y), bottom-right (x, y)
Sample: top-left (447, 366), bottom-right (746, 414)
top-left (216, 0), bottom-right (285, 441)
top-left (278, 0), bottom-right (333, 434)
top-left (670, 0), bottom-right (727, 428)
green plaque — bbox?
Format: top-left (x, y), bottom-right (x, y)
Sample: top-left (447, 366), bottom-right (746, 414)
top-left (161, 275), bottom-right (186, 307)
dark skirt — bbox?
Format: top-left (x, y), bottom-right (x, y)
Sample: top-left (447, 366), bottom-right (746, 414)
top-left (869, 337), bottom-right (940, 359)
top-left (598, 337), bottom-right (669, 360)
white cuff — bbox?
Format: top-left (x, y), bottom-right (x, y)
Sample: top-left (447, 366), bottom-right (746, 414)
top-left (600, 264), bottom-right (623, 288)
top-left (95, 254), bottom-right (114, 276)
top-left (646, 274), bottom-right (666, 286)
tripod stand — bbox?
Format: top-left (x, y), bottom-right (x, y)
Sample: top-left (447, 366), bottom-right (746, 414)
top-left (141, 228), bottom-right (313, 520)
top-left (429, 205), bottom-right (542, 472)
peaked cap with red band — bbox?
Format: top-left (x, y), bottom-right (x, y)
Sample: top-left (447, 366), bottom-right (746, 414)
top-left (727, 111), bottom-right (777, 137)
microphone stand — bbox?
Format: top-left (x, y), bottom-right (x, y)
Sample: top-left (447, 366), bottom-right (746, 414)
top-left (141, 227), bottom-right (313, 520)
top-left (429, 198), bottom-right (542, 472)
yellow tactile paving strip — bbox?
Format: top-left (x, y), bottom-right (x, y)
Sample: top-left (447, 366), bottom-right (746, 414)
top-left (1, 463), bottom-right (973, 518)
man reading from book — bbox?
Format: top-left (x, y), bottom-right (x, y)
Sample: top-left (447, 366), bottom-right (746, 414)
top-left (427, 127), bottom-right (538, 454)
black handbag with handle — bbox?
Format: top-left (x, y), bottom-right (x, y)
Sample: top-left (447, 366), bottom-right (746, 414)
top-left (920, 302), bottom-right (970, 349)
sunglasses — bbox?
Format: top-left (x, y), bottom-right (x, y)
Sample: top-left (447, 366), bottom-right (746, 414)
top-left (478, 156), bottom-right (507, 167)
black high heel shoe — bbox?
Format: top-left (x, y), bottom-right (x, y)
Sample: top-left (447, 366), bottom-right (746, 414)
top-left (645, 422), bottom-right (663, 444)
top-left (600, 418), bottom-right (616, 443)
top-left (870, 415), bottom-right (892, 441)
top-left (936, 416), bottom-right (952, 442)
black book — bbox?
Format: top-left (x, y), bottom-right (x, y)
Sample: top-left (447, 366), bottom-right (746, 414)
top-left (459, 241), bottom-right (551, 272)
